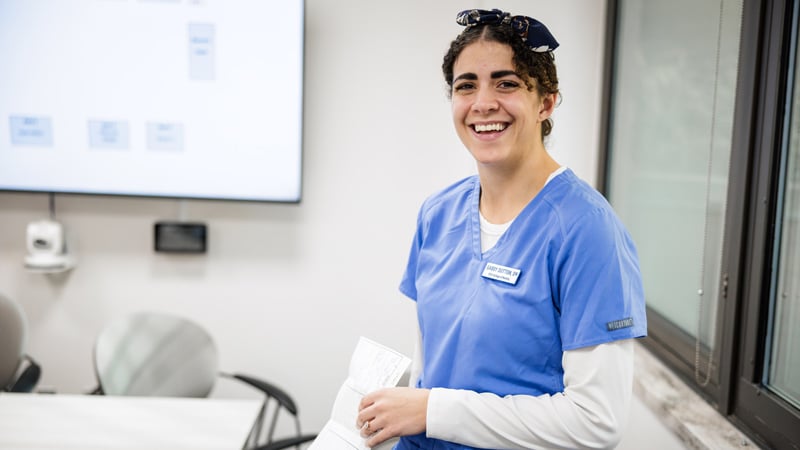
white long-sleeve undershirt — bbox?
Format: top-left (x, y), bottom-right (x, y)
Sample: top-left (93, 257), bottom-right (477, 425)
top-left (410, 330), bottom-right (635, 449)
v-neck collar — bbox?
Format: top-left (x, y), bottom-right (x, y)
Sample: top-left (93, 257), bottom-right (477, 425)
top-left (470, 168), bottom-right (572, 260)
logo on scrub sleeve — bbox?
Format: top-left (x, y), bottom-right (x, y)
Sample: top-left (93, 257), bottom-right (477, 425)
top-left (606, 317), bottom-right (634, 331)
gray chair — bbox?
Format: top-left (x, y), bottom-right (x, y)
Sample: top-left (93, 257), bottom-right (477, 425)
top-left (92, 311), bottom-right (316, 450)
top-left (0, 293), bottom-right (41, 393)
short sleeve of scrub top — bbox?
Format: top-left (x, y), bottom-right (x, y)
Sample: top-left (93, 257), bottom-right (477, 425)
top-left (553, 203), bottom-right (646, 350)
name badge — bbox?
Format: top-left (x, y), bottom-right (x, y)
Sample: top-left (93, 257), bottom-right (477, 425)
top-left (481, 262), bottom-right (521, 285)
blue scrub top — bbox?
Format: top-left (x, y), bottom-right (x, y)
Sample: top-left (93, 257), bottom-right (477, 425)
top-left (400, 169), bottom-right (646, 400)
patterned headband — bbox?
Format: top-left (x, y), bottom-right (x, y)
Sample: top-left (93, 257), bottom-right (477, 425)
top-left (455, 9), bottom-right (559, 53)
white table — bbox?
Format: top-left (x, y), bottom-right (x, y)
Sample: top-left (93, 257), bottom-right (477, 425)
top-left (0, 392), bottom-right (262, 450)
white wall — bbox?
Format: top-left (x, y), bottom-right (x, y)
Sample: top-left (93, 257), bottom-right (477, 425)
top-left (0, 0), bottom-right (684, 446)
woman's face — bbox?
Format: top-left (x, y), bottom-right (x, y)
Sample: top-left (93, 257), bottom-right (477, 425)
top-left (451, 40), bottom-right (553, 168)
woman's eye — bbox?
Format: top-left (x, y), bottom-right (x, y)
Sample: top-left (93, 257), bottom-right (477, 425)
top-left (454, 83), bottom-right (475, 92)
top-left (498, 80), bottom-right (520, 89)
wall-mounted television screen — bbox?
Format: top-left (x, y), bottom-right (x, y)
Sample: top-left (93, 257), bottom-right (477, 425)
top-left (0, 0), bottom-right (304, 202)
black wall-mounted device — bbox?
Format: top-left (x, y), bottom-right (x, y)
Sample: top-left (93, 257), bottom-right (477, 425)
top-left (154, 221), bottom-right (207, 253)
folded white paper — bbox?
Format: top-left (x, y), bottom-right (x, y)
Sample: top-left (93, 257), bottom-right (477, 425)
top-left (308, 337), bottom-right (411, 450)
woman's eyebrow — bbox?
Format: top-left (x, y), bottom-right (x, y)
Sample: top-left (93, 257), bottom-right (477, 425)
top-left (491, 70), bottom-right (519, 79)
top-left (453, 73), bottom-right (477, 82)
top-left (454, 70), bottom-right (519, 83)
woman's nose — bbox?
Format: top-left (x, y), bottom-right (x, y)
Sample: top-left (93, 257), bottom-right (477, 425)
top-left (471, 89), bottom-right (499, 114)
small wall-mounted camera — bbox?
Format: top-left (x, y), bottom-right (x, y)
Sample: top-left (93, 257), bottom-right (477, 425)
top-left (24, 219), bottom-right (76, 272)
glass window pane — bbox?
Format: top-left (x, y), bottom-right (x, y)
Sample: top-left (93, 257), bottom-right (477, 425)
top-left (606, 0), bottom-right (743, 362)
top-left (768, 27), bottom-right (800, 407)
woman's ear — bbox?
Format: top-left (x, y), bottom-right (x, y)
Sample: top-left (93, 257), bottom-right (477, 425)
top-left (538, 93), bottom-right (557, 121)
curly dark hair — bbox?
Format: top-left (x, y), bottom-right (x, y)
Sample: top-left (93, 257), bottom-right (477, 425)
top-left (442, 23), bottom-right (560, 138)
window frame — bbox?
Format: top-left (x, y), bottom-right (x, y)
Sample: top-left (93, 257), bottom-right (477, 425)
top-left (600, 0), bottom-right (800, 447)
top-left (732, 0), bottom-right (800, 447)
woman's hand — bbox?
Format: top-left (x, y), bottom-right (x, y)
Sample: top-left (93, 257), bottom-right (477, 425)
top-left (356, 387), bottom-right (430, 448)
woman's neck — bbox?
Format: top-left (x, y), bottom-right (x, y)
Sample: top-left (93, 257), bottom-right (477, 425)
top-left (478, 151), bottom-right (560, 224)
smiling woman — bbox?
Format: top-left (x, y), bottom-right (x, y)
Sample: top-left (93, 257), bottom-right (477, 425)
top-left (354, 8), bottom-right (648, 450)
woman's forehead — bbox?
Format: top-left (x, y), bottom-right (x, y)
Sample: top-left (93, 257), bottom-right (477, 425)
top-left (454, 41), bottom-right (515, 71)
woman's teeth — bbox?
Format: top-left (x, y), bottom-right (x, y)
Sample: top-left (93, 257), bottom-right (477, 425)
top-left (474, 123), bottom-right (507, 133)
